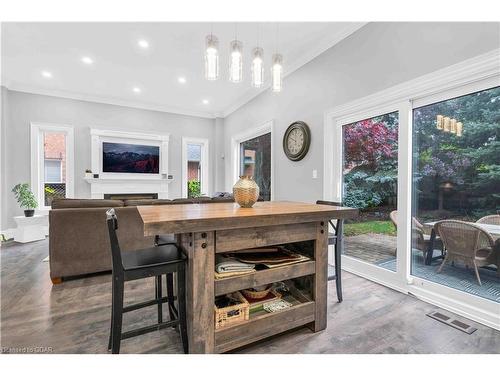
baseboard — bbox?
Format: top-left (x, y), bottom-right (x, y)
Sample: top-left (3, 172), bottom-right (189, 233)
top-left (1, 226), bottom-right (49, 242)
top-left (1, 228), bottom-right (15, 241)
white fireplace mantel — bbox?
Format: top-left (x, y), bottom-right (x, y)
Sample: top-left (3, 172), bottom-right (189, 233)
top-left (87, 128), bottom-right (171, 199)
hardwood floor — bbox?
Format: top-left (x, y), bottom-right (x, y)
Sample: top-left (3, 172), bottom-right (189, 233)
top-left (1, 238), bottom-right (499, 354)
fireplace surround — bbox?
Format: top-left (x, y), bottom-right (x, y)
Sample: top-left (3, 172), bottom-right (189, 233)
top-left (86, 129), bottom-right (171, 199)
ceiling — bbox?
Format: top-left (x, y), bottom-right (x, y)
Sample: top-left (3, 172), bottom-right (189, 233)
top-left (1, 22), bottom-right (365, 118)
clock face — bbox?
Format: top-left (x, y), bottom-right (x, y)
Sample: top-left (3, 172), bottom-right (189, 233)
top-left (283, 121), bottom-right (311, 161)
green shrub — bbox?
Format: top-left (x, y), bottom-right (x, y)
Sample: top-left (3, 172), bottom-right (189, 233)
top-left (187, 180), bottom-right (201, 198)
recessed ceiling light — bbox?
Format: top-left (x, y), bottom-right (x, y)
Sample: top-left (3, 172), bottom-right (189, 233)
top-left (41, 70), bottom-right (53, 78)
top-left (132, 87), bottom-right (142, 94)
top-left (138, 39), bottom-right (149, 49)
top-left (81, 56), bottom-right (94, 65)
top-left (178, 77), bottom-right (187, 84)
top-left (202, 99), bottom-right (209, 105)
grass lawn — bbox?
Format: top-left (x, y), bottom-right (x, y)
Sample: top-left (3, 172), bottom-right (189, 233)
top-left (344, 220), bottom-right (396, 237)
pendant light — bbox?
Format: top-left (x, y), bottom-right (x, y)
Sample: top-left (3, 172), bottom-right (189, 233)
top-left (271, 24), bottom-right (283, 92)
top-left (272, 53), bottom-right (283, 92)
top-left (251, 47), bottom-right (264, 87)
top-left (229, 40), bottom-right (243, 82)
top-left (229, 24), bottom-right (243, 83)
top-left (205, 33), bottom-right (219, 81)
top-left (251, 24), bottom-right (264, 88)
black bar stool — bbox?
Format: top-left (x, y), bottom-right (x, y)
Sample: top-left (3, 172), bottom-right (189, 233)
top-left (316, 200), bottom-right (344, 302)
top-left (106, 208), bottom-right (188, 354)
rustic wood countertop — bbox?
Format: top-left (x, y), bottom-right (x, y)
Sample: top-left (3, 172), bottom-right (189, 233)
top-left (136, 200), bottom-right (358, 353)
top-left (138, 200), bottom-right (358, 235)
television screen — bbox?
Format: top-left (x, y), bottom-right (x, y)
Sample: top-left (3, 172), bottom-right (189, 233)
top-left (102, 142), bottom-right (160, 174)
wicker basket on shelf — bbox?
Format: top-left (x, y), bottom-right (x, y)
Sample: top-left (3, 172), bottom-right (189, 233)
top-left (214, 292), bottom-right (250, 330)
top-left (241, 284), bottom-right (273, 299)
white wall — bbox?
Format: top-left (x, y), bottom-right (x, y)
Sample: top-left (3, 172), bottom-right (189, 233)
top-left (214, 117), bottom-right (225, 192)
top-left (223, 22), bottom-right (500, 202)
top-left (1, 90), bottom-right (215, 229)
top-left (1, 86), bottom-right (8, 232)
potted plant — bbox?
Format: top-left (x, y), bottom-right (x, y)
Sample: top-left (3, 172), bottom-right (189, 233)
top-left (12, 183), bottom-right (38, 217)
top-left (85, 169), bottom-right (93, 179)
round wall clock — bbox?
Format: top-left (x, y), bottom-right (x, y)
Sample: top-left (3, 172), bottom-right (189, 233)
top-left (283, 121), bottom-right (311, 161)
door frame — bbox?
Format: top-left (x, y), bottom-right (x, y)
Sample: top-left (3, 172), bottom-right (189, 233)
top-left (230, 120), bottom-right (275, 200)
top-left (324, 49), bottom-right (500, 330)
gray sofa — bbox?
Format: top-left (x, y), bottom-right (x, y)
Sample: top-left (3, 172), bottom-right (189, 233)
top-left (49, 197), bottom-right (234, 283)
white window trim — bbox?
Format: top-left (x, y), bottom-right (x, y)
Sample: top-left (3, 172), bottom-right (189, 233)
top-left (324, 48), bottom-right (500, 330)
top-left (30, 122), bottom-right (75, 211)
top-left (229, 120), bottom-right (275, 200)
top-left (181, 137), bottom-right (209, 198)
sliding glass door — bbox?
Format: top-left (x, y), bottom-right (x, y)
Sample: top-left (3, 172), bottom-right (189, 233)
top-left (411, 85), bottom-right (500, 303)
top-left (341, 112), bottom-right (399, 271)
top-left (327, 74), bottom-right (499, 328)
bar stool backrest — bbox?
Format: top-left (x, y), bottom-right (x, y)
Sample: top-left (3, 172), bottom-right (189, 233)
top-left (106, 208), bottom-right (124, 274)
top-left (316, 200), bottom-right (343, 237)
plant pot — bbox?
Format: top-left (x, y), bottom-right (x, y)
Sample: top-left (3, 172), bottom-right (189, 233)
top-left (24, 209), bottom-right (35, 217)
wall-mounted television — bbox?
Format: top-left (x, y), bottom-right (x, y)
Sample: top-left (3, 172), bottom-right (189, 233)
top-left (102, 142), bottom-right (160, 174)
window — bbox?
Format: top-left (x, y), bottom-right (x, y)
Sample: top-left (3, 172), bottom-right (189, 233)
top-left (342, 112), bottom-right (399, 270)
top-left (411, 86), bottom-right (500, 301)
top-left (31, 123), bottom-right (74, 209)
top-left (44, 160), bottom-right (62, 183)
top-left (239, 132), bottom-right (272, 201)
top-left (182, 138), bottom-right (209, 198)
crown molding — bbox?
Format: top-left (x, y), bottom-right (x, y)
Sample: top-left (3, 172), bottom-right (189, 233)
top-left (3, 81), bottom-right (216, 119)
top-left (3, 23), bottom-right (366, 121)
top-left (221, 22), bottom-right (367, 118)
top-left (325, 48), bottom-right (500, 121)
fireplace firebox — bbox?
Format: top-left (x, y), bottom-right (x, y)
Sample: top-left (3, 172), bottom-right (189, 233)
top-left (103, 193), bottom-right (158, 200)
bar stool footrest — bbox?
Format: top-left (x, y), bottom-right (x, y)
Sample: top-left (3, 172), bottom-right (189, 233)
top-left (123, 296), bottom-right (177, 313)
top-left (121, 320), bottom-right (178, 340)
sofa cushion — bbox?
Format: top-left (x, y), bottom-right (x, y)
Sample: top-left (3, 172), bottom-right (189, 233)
top-left (123, 199), bottom-right (173, 206)
top-left (209, 197), bottom-right (235, 203)
top-left (171, 197), bottom-right (212, 204)
top-left (51, 198), bottom-right (124, 209)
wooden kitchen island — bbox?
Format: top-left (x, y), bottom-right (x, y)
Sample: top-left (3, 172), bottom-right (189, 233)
top-left (137, 201), bottom-right (357, 354)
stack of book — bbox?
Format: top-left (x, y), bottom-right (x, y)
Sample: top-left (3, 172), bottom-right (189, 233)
top-left (228, 247), bottom-right (310, 268)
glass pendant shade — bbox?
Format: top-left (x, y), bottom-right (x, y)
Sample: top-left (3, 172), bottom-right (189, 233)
top-left (443, 116), bottom-right (451, 132)
top-left (205, 35), bottom-right (219, 81)
top-left (251, 47), bottom-right (264, 87)
top-left (229, 40), bottom-right (243, 83)
top-left (436, 115), bottom-right (443, 129)
top-left (450, 119), bottom-right (457, 134)
top-left (271, 53), bottom-right (283, 92)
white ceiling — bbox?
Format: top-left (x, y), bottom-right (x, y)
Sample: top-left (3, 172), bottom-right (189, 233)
top-left (1, 22), bottom-right (365, 118)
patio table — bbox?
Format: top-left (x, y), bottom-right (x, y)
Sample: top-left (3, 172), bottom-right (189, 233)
top-left (423, 221), bottom-right (500, 266)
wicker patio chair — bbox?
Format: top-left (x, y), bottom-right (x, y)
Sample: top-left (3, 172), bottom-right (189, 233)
top-left (476, 215), bottom-right (500, 226)
top-left (435, 220), bottom-right (496, 286)
top-left (389, 210), bottom-right (442, 257)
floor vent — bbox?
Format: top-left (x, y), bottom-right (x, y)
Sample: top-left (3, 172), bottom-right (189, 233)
top-left (427, 310), bottom-right (477, 334)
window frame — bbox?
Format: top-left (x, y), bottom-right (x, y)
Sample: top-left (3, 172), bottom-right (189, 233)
top-left (30, 122), bottom-right (75, 210)
top-left (181, 137), bottom-right (209, 198)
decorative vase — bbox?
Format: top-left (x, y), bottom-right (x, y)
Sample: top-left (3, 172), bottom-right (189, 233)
top-left (24, 209), bottom-right (35, 217)
top-left (233, 176), bottom-right (260, 208)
